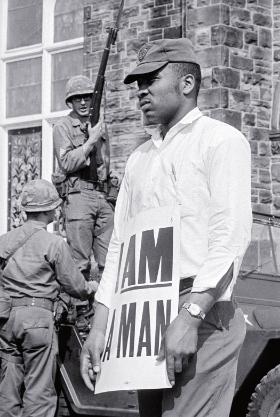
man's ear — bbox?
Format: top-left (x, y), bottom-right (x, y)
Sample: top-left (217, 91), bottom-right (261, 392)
top-left (66, 100), bottom-right (73, 109)
top-left (182, 74), bottom-right (196, 95)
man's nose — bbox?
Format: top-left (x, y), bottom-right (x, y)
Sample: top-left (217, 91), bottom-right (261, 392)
top-left (80, 97), bottom-right (86, 104)
top-left (137, 86), bottom-right (148, 99)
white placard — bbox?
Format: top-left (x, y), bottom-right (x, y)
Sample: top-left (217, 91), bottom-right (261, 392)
top-left (95, 205), bottom-right (180, 394)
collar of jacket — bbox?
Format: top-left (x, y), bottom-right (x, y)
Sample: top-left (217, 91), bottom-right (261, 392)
top-left (68, 111), bottom-right (87, 129)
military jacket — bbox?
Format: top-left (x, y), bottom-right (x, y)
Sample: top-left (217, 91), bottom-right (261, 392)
top-left (0, 220), bottom-right (90, 300)
top-left (53, 112), bottom-right (110, 193)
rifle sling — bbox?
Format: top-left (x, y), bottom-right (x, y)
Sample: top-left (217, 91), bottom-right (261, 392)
top-left (1, 228), bottom-right (42, 272)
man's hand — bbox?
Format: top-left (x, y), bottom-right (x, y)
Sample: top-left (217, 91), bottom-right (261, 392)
top-left (87, 121), bottom-right (105, 143)
top-left (83, 121), bottom-right (104, 158)
top-left (157, 309), bottom-right (200, 386)
top-left (109, 170), bottom-right (121, 187)
top-left (80, 329), bottom-right (105, 391)
top-left (80, 302), bottom-right (109, 391)
top-left (87, 280), bottom-right (99, 295)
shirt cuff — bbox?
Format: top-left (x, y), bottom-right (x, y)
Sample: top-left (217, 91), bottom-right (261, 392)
top-left (191, 286), bottom-right (209, 293)
top-left (191, 254), bottom-right (239, 300)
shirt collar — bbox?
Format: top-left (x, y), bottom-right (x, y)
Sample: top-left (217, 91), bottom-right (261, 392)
top-left (164, 107), bottom-right (202, 143)
top-left (176, 107), bottom-right (202, 126)
top-left (24, 220), bottom-right (47, 230)
top-left (69, 111), bottom-right (87, 129)
top-left (145, 107), bottom-right (202, 148)
top-left (144, 125), bottom-right (164, 147)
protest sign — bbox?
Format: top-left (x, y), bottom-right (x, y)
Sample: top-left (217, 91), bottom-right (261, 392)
top-left (95, 205), bottom-right (180, 394)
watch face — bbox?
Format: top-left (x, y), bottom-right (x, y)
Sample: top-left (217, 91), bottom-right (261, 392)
top-left (189, 304), bottom-right (201, 315)
top-left (182, 303), bottom-right (205, 319)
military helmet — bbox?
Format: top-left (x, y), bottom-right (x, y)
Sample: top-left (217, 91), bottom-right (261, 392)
top-left (21, 179), bottom-right (62, 212)
top-left (65, 75), bottom-right (94, 103)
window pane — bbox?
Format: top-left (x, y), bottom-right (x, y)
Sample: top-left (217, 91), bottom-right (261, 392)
top-left (8, 127), bottom-right (42, 229)
top-left (51, 49), bottom-right (83, 111)
top-left (7, 0), bottom-right (42, 49)
top-left (6, 58), bottom-right (42, 117)
top-left (54, 0), bottom-right (83, 42)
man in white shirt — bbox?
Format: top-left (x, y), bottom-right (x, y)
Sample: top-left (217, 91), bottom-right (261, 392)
top-left (80, 38), bottom-right (252, 417)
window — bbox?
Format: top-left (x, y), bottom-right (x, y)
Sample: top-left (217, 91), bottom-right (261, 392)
top-left (241, 213), bottom-right (280, 276)
top-left (6, 57), bottom-right (42, 117)
top-left (8, 127), bottom-right (42, 229)
top-left (52, 48), bottom-right (83, 111)
top-left (0, 0), bottom-right (84, 232)
top-left (7, 0), bottom-right (43, 49)
top-left (54, 0), bottom-right (83, 42)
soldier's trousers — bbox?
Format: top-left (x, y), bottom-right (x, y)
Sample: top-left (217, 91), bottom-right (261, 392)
top-left (138, 295), bottom-right (246, 417)
top-left (0, 306), bottom-right (58, 417)
top-left (65, 189), bottom-right (114, 280)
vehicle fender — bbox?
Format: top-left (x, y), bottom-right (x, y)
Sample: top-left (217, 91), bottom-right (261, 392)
top-left (253, 308), bottom-right (280, 330)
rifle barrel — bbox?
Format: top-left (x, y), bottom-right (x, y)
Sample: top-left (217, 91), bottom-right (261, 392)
top-left (89, 0), bottom-right (125, 127)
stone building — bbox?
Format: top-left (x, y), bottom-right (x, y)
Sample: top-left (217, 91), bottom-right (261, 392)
top-left (0, 0), bottom-right (86, 233)
top-left (0, 0), bottom-right (279, 233)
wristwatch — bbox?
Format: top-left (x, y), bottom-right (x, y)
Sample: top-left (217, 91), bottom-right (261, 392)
top-left (182, 302), bottom-right (206, 320)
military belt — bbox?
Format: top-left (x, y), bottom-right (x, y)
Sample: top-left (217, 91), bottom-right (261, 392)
top-left (79, 180), bottom-right (98, 190)
top-left (11, 297), bottom-right (54, 312)
top-left (79, 179), bottom-right (106, 192)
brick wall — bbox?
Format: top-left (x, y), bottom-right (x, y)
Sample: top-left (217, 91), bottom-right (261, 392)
top-left (185, 0), bottom-right (274, 213)
top-left (84, 0), bottom-right (279, 214)
top-left (84, 0), bottom-right (183, 173)
top-left (271, 0), bottom-right (280, 212)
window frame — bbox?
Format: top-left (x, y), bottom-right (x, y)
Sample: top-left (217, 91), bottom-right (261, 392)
top-left (0, 0), bottom-right (84, 233)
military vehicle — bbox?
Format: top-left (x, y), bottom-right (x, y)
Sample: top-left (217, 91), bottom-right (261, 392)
top-left (56, 211), bottom-right (280, 417)
top-left (231, 211), bottom-right (280, 417)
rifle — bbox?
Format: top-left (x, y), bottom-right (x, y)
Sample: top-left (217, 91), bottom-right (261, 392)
top-left (89, 0), bottom-right (125, 127)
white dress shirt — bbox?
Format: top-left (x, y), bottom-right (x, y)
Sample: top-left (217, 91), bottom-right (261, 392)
top-left (96, 107), bottom-right (252, 307)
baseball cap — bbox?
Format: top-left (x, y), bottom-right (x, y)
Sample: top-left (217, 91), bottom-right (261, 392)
top-left (124, 38), bottom-right (200, 84)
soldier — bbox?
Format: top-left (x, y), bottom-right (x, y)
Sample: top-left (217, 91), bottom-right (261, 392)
top-left (52, 75), bottom-right (118, 296)
top-left (80, 39), bottom-right (252, 417)
top-left (0, 179), bottom-right (96, 417)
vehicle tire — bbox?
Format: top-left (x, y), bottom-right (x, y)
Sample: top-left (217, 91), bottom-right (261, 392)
top-left (246, 364), bottom-right (280, 417)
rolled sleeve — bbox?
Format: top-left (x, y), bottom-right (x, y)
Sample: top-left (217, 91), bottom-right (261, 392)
top-left (95, 170), bottom-right (129, 308)
top-left (191, 129), bottom-right (252, 299)
top-left (53, 123), bottom-right (89, 173)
